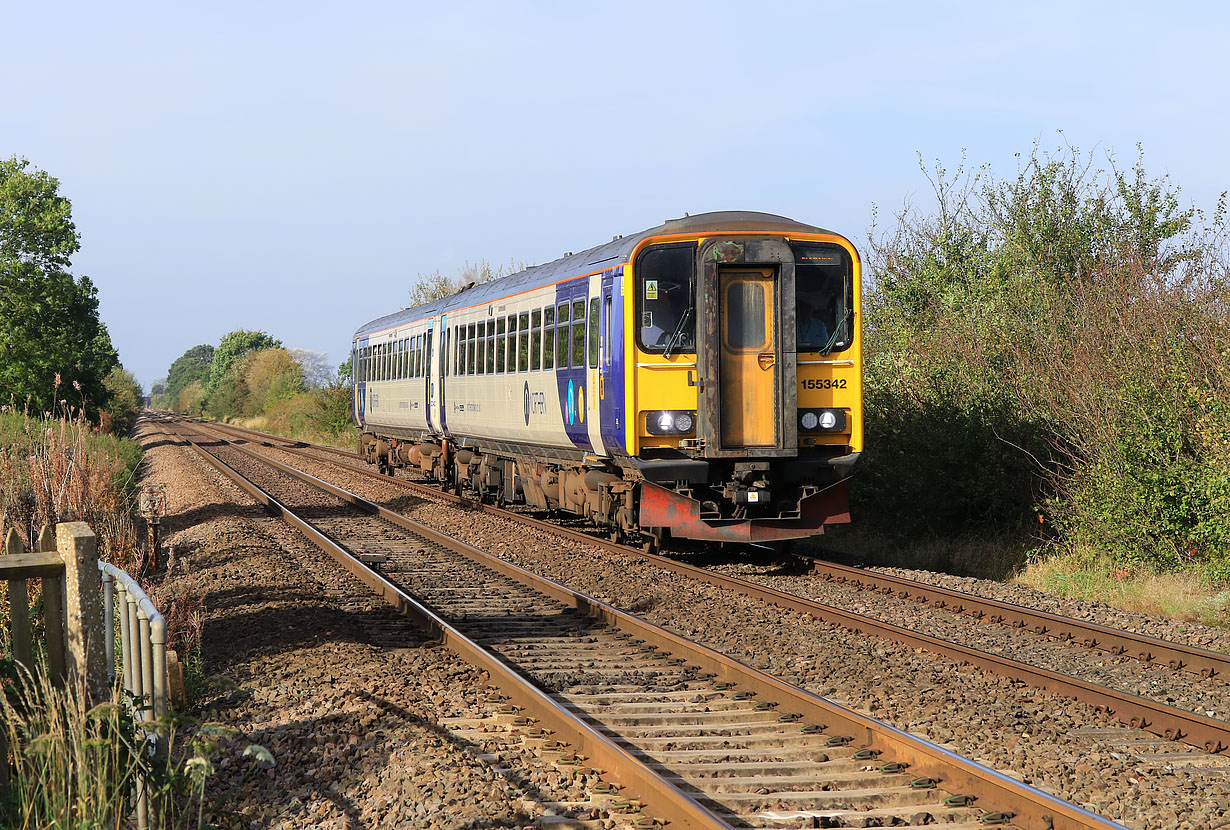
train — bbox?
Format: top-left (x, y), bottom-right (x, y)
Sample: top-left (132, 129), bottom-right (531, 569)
top-left (351, 211), bottom-right (862, 550)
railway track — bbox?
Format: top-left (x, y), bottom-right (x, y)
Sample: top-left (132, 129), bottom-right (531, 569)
top-left (185, 416), bottom-right (1230, 762)
top-left (153, 414), bottom-right (1123, 830)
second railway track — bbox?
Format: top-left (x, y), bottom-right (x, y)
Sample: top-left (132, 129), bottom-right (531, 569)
top-left (154, 414), bottom-right (1127, 830)
top-left (188, 416), bottom-right (1230, 762)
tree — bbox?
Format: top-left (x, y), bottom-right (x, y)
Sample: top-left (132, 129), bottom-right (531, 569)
top-left (208, 330), bottom-right (280, 392)
top-left (289, 348), bottom-right (334, 388)
top-left (166, 344), bottom-right (214, 401)
top-left (244, 348), bottom-right (305, 416)
top-left (0, 157), bottom-right (117, 417)
top-left (406, 259), bottom-right (528, 307)
top-left (101, 366), bottom-right (143, 435)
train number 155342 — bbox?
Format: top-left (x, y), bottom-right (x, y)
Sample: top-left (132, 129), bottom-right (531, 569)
top-left (801, 378), bottom-right (847, 389)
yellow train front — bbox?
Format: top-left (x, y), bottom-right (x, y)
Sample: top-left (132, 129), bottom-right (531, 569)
top-left (623, 212), bottom-right (861, 547)
top-left (352, 211), bottom-right (861, 548)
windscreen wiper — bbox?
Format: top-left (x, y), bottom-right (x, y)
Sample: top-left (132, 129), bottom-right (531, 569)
top-left (663, 274), bottom-right (696, 359)
top-left (663, 306), bottom-right (693, 359)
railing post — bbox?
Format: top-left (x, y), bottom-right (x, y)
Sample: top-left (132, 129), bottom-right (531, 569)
top-left (57, 522), bottom-right (107, 702)
top-left (116, 582), bottom-right (133, 695)
top-left (101, 571), bottom-right (115, 685)
top-left (138, 610), bottom-right (154, 722)
top-left (3, 529), bottom-right (33, 674)
top-left (37, 525), bottom-right (67, 685)
top-left (151, 616), bottom-right (168, 723)
top-left (126, 591), bottom-right (142, 707)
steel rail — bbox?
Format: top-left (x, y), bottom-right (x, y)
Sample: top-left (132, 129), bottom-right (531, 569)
top-left (151, 419), bottom-right (728, 830)
top-left (797, 555), bottom-right (1230, 680)
top-left (157, 416), bottom-right (1126, 830)
top-left (174, 416), bottom-right (1230, 755)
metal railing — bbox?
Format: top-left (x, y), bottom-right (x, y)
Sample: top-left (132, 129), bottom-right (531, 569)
top-left (99, 561), bottom-right (167, 830)
top-left (99, 561), bottom-right (168, 725)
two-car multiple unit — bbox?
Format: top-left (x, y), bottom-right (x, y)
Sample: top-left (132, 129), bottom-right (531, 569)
top-left (351, 211), bottom-right (861, 549)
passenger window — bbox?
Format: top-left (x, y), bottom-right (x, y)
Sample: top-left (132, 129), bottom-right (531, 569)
top-left (486, 321), bottom-right (495, 373)
top-left (588, 298), bottom-right (599, 368)
top-left (603, 297), bottom-right (612, 366)
top-left (724, 281), bottom-right (769, 350)
top-left (506, 315), bottom-right (517, 372)
top-left (571, 299), bottom-right (586, 368)
top-left (518, 312), bottom-right (530, 372)
top-left (557, 303), bottom-right (570, 367)
top-left (466, 323), bottom-right (475, 374)
top-left (496, 318), bottom-right (506, 373)
top-left (792, 243), bottom-right (851, 353)
top-left (636, 244), bottom-right (695, 352)
top-left (543, 307), bottom-right (555, 370)
top-left (531, 309), bottom-right (542, 371)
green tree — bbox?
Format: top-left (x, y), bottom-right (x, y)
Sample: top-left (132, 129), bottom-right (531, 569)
top-left (0, 157), bottom-right (117, 417)
top-left (101, 366), bottom-right (143, 435)
top-left (166, 344), bottom-right (214, 401)
top-left (208, 330), bottom-right (280, 392)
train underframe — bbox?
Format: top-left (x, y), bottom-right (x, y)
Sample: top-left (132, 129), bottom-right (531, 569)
top-left (359, 431), bottom-right (854, 549)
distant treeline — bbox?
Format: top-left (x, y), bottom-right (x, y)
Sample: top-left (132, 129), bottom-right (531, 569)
top-left (151, 331), bottom-right (353, 445)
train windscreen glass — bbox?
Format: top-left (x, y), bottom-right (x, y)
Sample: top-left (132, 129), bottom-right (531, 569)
top-left (793, 244), bottom-right (851, 353)
top-left (637, 244), bottom-right (695, 353)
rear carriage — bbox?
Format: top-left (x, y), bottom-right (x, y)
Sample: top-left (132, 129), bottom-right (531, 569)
top-left (352, 211), bottom-right (861, 548)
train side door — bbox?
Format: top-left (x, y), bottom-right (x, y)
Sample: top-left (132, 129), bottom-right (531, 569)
top-left (585, 279), bottom-right (606, 456)
top-left (597, 270), bottom-right (624, 453)
top-left (425, 324), bottom-right (435, 432)
top-left (718, 268), bottom-right (778, 447)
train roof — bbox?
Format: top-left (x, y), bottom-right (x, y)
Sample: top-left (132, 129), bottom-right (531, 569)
top-left (353, 210), bottom-right (833, 340)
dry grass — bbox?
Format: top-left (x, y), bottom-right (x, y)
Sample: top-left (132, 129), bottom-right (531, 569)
top-left (808, 526), bottom-right (1031, 582)
top-left (814, 525), bottom-right (1230, 629)
top-left (1016, 549), bottom-right (1230, 628)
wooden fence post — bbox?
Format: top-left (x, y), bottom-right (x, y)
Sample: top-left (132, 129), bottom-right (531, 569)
top-left (3, 529), bottom-right (33, 673)
top-left (38, 525), bottom-right (68, 685)
top-left (57, 522), bottom-right (107, 702)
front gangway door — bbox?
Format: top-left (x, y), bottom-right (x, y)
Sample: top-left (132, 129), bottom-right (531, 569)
top-left (719, 268), bottom-right (777, 448)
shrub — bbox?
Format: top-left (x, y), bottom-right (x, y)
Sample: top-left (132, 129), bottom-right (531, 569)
top-left (241, 348), bottom-right (304, 417)
top-left (864, 140), bottom-right (1230, 578)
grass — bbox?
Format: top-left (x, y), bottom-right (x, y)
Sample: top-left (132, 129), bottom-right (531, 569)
top-left (0, 665), bottom-right (217, 830)
top-left (809, 525), bottom-right (1032, 582)
top-left (1016, 548), bottom-right (1230, 628)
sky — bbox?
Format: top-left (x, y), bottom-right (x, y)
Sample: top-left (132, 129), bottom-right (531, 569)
top-left (3, 1), bottom-right (1228, 389)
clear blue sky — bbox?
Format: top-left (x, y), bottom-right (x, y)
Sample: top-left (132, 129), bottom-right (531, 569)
top-left (4, 1), bottom-right (1227, 388)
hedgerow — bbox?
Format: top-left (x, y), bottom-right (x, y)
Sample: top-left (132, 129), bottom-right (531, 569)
top-left (861, 140), bottom-right (1230, 579)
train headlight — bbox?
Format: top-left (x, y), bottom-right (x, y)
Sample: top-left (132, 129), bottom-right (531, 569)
top-left (799, 409), bottom-right (846, 433)
top-left (646, 410), bottom-right (697, 435)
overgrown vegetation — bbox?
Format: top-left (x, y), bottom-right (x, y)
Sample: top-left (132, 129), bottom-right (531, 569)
top-left (855, 139), bottom-right (1230, 589)
top-left (0, 408), bottom-right (219, 823)
top-left (0, 667), bottom-right (226, 829)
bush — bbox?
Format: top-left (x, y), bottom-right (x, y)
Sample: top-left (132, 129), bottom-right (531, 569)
top-left (864, 140), bottom-right (1230, 579)
top-left (241, 348), bottom-right (304, 417)
top-left (101, 366), bottom-right (142, 436)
